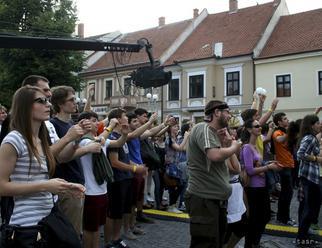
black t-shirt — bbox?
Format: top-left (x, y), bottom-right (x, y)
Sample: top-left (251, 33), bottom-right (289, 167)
top-left (107, 131), bottom-right (133, 181)
top-left (50, 117), bottom-right (84, 184)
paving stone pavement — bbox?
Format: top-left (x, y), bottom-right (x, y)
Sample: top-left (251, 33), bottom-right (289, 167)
top-left (98, 188), bottom-right (321, 248)
top-left (99, 218), bottom-right (321, 248)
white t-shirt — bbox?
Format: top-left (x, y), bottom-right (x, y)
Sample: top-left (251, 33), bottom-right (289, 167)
top-left (79, 138), bottom-right (110, 195)
top-left (45, 120), bottom-right (60, 144)
top-left (227, 174), bottom-right (246, 223)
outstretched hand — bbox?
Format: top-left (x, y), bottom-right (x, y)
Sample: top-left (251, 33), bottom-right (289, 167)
top-left (47, 178), bottom-right (86, 198)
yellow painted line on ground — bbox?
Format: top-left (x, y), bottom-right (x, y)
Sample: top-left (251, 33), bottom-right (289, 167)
top-left (143, 209), bottom-right (189, 219)
top-left (143, 209), bottom-right (322, 237)
top-left (266, 224), bottom-right (298, 233)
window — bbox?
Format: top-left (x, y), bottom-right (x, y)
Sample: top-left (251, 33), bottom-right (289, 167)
top-left (105, 80), bottom-right (112, 99)
top-left (276, 74), bottom-right (291, 97)
top-left (123, 78), bottom-right (132, 96)
top-left (189, 75), bottom-right (204, 98)
top-left (88, 82), bottom-right (95, 102)
top-left (168, 78), bottom-right (179, 101)
top-left (319, 71), bottom-right (322, 95)
top-left (226, 71), bottom-right (240, 96)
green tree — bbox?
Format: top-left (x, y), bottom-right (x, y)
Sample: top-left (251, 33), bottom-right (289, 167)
top-left (0, 0), bottom-right (85, 107)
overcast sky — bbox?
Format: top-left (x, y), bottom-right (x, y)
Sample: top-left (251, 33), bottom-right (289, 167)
top-left (75, 0), bottom-right (322, 37)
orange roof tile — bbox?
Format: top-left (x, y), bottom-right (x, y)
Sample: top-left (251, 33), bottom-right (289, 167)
top-left (165, 1), bottom-right (278, 65)
top-left (259, 8), bottom-right (322, 58)
top-left (85, 20), bottom-right (192, 72)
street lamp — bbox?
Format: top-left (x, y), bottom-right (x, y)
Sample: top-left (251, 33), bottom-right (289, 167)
top-left (76, 97), bottom-right (87, 113)
top-left (146, 93), bottom-right (158, 113)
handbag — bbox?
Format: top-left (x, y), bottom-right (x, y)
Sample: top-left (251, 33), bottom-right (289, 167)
top-left (140, 139), bottom-right (162, 170)
top-left (0, 204), bottom-right (81, 248)
top-left (239, 168), bottom-right (250, 187)
top-left (38, 204), bottom-right (81, 248)
top-left (239, 145), bottom-right (250, 187)
top-left (165, 163), bottom-right (181, 179)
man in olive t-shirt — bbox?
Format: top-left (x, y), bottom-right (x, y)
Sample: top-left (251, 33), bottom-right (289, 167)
top-left (185, 100), bottom-right (241, 248)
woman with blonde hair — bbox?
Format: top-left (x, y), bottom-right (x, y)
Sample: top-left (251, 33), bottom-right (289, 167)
top-left (0, 86), bottom-right (84, 247)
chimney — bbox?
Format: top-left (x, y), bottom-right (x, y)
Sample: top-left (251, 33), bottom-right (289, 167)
top-left (229, 0), bottom-right (238, 13)
top-left (214, 42), bottom-right (223, 58)
top-left (159, 17), bottom-right (165, 27)
top-left (193, 8), bottom-right (199, 18)
top-left (77, 23), bottom-right (84, 38)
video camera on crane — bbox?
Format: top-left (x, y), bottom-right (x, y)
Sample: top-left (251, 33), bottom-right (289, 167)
top-left (130, 38), bottom-right (172, 89)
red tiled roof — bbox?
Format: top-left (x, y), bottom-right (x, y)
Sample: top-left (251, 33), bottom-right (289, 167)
top-left (259, 9), bottom-right (322, 58)
top-left (85, 20), bottom-right (192, 72)
top-left (165, 1), bottom-right (278, 65)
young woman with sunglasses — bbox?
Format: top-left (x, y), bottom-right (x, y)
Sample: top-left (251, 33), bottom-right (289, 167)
top-left (0, 86), bottom-right (84, 247)
top-left (240, 119), bottom-right (281, 248)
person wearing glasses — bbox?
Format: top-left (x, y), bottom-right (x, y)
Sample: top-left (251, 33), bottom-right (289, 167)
top-left (0, 86), bottom-right (85, 246)
top-left (240, 119), bottom-right (281, 248)
top-left (20, 75), bottom-right (91, 162)
top-left (185, 100), bottom-right (242, 248)
top-left (50, 86), bottom-right (102, 237)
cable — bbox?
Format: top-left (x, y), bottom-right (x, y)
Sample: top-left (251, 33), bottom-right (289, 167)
top-left (111, 52), bottom-right (124, 96)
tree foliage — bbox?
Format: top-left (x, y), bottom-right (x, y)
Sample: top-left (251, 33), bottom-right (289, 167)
top-left (0, 0), bottom-right (85, 107)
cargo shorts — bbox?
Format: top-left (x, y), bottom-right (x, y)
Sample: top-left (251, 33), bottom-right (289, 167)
top-left (185, 191), bottom-right (227, 248)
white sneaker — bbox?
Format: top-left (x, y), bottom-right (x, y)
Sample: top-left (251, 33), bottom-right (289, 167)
top-left (167, 205), bottom-right (183, 214)
top-left (123, 230), bottom-right (138, 240)
top-left (131, 226), bottom-right (145, 235)
top-left (147, 193), bottom-right (154, 203)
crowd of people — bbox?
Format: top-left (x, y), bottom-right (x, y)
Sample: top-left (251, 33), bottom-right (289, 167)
top-left (185, 95), bottom-right (322, 248)
top-left (0, 75), bottom-right (321, 248)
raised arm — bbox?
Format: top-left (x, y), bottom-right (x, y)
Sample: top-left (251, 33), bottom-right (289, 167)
top-left (141, 115), bottom-right (176, 139)
top-left (83, 84), bottom-right (95, 112)
top-left (226, 153), bottom-right (241, 175)
top-left (170, 131), bottom-right (190, 152)
top-left (259, 98), bottom-right (279, 126)
top-left (109, 124), bottom-right (130, 148)
top-left (262, 122), bottom-right (275, 144)
top-left (109, 151), bottom-right (147, 174)
top-left (127, 113), bottom-right (158, 140)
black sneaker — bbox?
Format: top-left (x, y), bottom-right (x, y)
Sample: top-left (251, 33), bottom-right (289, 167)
top-left (136, 214), bottom-right (155, 224)
top-left (105, 242), bottom-right (118, 248)
top-left (114, 239), bottom-right (130, 248)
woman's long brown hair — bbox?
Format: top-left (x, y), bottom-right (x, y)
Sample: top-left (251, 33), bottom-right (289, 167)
top-left (10, 86), bottom-right (55, 176)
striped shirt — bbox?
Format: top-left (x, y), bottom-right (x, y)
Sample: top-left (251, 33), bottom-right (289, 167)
top-left (297, 134), bottom-right (320, 185)
top-left (2, 131), bottom-right (53, 226)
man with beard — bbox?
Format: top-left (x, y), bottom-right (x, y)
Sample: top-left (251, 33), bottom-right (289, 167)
top-left (185, 100), bottom-right (242, 248)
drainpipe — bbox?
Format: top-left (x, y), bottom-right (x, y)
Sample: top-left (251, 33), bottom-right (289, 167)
top-left (252, 54), bottom-right (256, 105)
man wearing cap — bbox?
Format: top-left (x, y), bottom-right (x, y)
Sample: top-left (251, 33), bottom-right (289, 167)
top-left (185, 100), bottom-right (242, 248)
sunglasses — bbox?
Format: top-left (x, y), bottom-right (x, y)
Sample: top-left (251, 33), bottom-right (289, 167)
top-left (65, 97), bottom-right (76, 103)
top-left (34, 97), bottom-right (50, 105)
top-left (252, 125), bottom-right (261, 128)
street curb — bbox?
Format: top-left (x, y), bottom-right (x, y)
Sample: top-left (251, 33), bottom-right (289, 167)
top-left (143, 209), bottom-right (322, 241)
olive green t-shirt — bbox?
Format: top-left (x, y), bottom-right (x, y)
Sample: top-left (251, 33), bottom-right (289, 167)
top-left (186, 122), bottom-right (231, 200)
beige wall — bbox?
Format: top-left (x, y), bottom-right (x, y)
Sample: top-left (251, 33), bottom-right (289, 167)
top-left (81, 58), bottom-right (255, 121)
top-left (255, 54), bottom-right (322, 119)
top-left (213, 60), bottom-right (254, 105)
